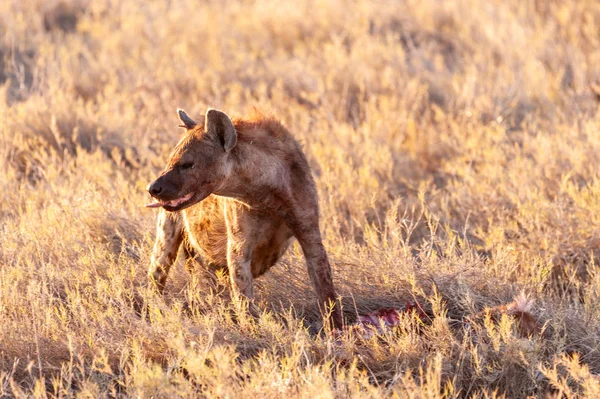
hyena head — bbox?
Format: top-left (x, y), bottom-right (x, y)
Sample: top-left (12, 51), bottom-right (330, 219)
top-left (146, 108), bottom-right (237, 212)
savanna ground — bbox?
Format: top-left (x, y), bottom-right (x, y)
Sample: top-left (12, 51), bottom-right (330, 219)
top-left (1, 0), bottom-right (600, 397)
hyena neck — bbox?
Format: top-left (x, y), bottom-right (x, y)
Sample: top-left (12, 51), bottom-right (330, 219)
top-left (213, 177), bottom-right (282, 209)
top-left (212, 145), bottom-right (288, 209)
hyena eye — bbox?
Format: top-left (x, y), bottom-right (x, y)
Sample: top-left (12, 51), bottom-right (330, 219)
top-left (179, 162), bottom-right (194, 170)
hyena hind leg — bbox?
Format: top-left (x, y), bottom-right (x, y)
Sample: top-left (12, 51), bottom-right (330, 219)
top-left (183, 243), bottom-right (200, 274)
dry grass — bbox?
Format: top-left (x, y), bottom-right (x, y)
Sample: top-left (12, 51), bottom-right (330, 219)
top-left (2, 0), bottom-right (600, 397)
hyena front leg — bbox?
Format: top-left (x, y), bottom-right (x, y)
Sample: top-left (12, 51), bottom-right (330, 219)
top-left (224, 206), bottom-right (258, 314)
top-left (149, 209), bottom-right (183, 293)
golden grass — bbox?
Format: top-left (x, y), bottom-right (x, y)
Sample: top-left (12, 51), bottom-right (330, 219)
top-left (2, 0), bottom-right (600, 397)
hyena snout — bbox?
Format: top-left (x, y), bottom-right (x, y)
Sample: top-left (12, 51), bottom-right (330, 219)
top-left (146, 180), bottom-right (163, 196)
top-left (146, 176), bottom-right (179, 200)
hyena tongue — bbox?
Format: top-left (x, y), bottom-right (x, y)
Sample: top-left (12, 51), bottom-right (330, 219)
top-left (145, 201), bottom-right (163, 208)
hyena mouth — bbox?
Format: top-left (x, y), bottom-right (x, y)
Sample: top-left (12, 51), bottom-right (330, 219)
top-left (145, 192), bottom-right (194, 209)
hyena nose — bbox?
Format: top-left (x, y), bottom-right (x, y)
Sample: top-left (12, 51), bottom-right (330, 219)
top-left (147, 181), bottom-right (163, 196)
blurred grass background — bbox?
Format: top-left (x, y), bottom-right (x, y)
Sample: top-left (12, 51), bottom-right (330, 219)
top-left (1, 0), bottom-right (600, 397)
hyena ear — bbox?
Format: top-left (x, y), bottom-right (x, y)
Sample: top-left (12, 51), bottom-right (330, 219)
top-left (177, 109), bottom-right (197, 129)
top-left (205, 108), bottom-right (237, 152)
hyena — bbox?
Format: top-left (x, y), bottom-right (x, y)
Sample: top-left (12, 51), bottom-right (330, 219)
top-left (146, 108), bottom-right (342, 329)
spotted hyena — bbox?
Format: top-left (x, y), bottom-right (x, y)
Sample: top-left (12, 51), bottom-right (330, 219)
top-left (146, 108), bottom-right (342, 328)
